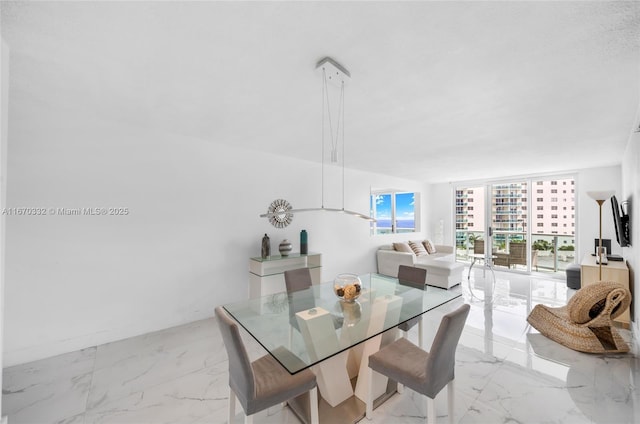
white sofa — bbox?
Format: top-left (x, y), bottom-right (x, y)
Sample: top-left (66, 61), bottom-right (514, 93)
top-left (376, 242), bottom-right (464, 289)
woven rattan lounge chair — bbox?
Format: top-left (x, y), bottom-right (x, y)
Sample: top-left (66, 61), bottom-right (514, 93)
top-left (527, 281), bottom-right (631, 353)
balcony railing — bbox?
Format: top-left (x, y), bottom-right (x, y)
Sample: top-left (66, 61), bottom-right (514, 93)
top-left (455, 230), bottom-right (575, 274)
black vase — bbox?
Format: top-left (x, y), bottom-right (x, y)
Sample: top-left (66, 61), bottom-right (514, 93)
top-left (261, 234), bottom-right (270, 259)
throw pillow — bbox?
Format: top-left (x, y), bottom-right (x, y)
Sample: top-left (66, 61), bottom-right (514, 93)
top-left (409, 240), bottom-right (428, 256)
top-left (393, 242), bottom-right (413, 254)
top-left (423, 239), bottom-right (437, 254)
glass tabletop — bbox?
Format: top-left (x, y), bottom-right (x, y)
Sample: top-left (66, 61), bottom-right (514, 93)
top-left (223, 273), bottom-right (461, 374)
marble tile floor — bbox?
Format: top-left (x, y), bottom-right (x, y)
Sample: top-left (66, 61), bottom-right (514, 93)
top-left (3, 268), bottom-right (639, 424)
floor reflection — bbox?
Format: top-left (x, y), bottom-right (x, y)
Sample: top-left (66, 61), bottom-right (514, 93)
top-left (2, 267), bottom-right (638, 424)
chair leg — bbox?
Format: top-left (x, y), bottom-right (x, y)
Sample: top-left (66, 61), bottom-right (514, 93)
top-left (418, 319), bottom-right (424, 348)
top-left (228, 386), bottom-right (236, 424)
top-left (426, 396), bottom-right (436, 424)
top-left (366, 367), bottom-right (374, 420)
top-left (309, 387), bottom-right (319, 424)
top-left (397, 381), bottom-right (404, 394)
top-left (447, 380), bottom-right (455, 424)
top-left (244, 414), bottom-right (253, 424)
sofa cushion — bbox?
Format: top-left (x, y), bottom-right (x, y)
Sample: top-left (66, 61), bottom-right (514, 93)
top-left (423, 239), bottom-right (437, 254)
top-left (409, 240), bottom-right (428, 256)
top-left (393, 242), bottom-right (413, 254)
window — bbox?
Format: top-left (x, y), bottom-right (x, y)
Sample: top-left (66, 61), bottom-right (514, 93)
top-left (551, 189), bottom-right (557, 193)
top-left (551, 214), bottom-right (558, 219)
top-left (536, 197), bottom-right (543, 202)
top-left (537, 189), bottom-right (543, 194)
top-left (551, 181), bottom-right (558, 185)
top-left (537, 214), bottom-right (544, 219)
top-left (551, 206), bottom-right (558, 210)
top-left (537, 206), bottom-right (544, 210)
top-left (370, 191), bottom-right (419, 235)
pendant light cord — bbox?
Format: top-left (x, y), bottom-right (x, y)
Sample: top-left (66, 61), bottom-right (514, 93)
top-left (322, 68), bottom-right (347, 210)
top-left (321, 68), bottom-right (325, 208)
top-left (341, 80), bottom-right (345, 211)
top-left (322, 70), bottom-right (342, 162)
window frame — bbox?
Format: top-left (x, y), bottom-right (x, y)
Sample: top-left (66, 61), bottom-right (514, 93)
top-left (370, 190), bottom-right (420, 235)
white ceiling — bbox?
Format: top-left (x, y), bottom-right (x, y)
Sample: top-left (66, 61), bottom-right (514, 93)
top-left (2, 1), bottom-right (639, 183)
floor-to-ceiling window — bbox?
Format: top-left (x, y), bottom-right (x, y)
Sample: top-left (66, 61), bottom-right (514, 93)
top-left (454, 175), bottom-right (576, 275)
top-left (530, 177), bottom-right (576, 272)
top-left (455, 186), bottom-right (485, 259)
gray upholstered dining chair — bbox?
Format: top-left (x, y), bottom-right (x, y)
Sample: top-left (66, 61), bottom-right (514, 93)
top-left (397, 265), bottom-right (428, 348)
top-left (215, 306), bottom-right (319, 424)
top-left (366, 303), bottom-right (470, 424)
top-left (284, 268), bottom-right (315, 346)
top-left (284, 268), bottom-right (313, 292)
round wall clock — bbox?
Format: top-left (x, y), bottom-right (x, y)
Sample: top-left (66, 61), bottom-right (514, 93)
top-left (267, 198), bottom-right (294, 228)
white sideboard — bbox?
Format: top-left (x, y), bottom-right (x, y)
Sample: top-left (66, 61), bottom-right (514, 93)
top-left (249, 253), bottom-right (322, 299)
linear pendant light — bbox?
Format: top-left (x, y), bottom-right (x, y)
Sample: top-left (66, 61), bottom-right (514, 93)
top-left (260, 57), bottom-right (375, 222)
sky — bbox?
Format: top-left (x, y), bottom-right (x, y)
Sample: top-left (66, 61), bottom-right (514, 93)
top-left (373, 193), bottom-right (415, 222)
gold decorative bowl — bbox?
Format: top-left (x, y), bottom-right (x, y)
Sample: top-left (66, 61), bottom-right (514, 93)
top-left (333, 273), bottom-right (362, 302)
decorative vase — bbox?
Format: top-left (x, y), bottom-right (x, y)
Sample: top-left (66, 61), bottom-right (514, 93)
top-left (279, 239), bottom-right (292, 256)
top-left (333, 273), bottom-right (362, 302)
top-left (261, 234), bottom-right (270, 259)
top-left (300, 230), bottom-right (308, 254)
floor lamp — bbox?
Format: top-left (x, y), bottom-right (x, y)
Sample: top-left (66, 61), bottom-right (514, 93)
top-left (586, 190), bottom-right (615, 280)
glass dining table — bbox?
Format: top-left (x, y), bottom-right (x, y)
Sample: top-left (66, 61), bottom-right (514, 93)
top-left (222, 273), bottom-right (461, 423)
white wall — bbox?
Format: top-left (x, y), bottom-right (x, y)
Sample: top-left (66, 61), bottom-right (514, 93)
top-left (428, 183), bottom-right (453, 246)
top-left (2, 107), bottom-right (426, 365)
top-left (1, 37), bottom-right (9, 420)
top-left (622, 133), bottom-right (639, 338)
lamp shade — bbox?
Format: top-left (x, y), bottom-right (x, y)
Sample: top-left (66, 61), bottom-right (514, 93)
top-left (587, 191), bottom-right (615, 202)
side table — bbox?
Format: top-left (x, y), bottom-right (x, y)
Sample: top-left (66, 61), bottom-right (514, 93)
top-left (467, 253), bottom-right (496, 302)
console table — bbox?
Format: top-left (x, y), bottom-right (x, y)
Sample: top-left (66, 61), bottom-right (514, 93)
top-left (580, 253), bottom-right (630, 328)
top-left (249, 253), bottom-right (322, 299)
